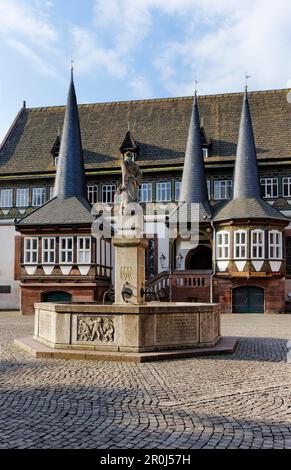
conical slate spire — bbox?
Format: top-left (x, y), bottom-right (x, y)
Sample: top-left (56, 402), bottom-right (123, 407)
top-left (179, 93), bottom-right (210, 205)
top-left (54, 70), bottom-right (87, 200)
top-left (233, 89), bottom-right (261, 199)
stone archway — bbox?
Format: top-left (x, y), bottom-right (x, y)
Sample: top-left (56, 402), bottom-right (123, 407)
top-left (185, 245), bottom-right (212, 271)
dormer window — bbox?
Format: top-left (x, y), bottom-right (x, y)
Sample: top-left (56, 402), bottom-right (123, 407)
top-left (51, 135), bottom-right (60, 166)
top-left (120, 130), bottom-right (139, 159)
top-left (201, 126), bottom-right (211, 158)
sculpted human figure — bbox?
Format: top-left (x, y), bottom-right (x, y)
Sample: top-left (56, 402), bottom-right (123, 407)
top-left (117, 151), bottom-right (142, 213)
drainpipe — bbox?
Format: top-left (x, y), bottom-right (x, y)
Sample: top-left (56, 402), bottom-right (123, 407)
top-left (210, 219), bottom-right (216, 304)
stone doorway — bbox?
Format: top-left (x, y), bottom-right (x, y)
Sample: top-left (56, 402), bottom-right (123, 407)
top-left (232, 286), bottom-right (264, 313)
top-left (185, 245), bottom-right (212, 271)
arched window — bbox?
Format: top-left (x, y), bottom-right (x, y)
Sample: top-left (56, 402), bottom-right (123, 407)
top-left (251, 230), bottom-right (265, 259)
top-left (234, 230), bottom-right (247, 259)
top-left (216, 231), bottom-right (230, 259)
top-left (269, 230), bottom-right (282, 259)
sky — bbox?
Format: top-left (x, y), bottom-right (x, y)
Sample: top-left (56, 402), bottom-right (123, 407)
top-left (0, 0), bottom-right (291, 140)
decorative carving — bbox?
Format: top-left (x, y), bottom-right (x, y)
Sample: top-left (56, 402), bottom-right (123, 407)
top-left (77, 317), bottom-right (115, 342)
top-left (120, 266), bottom-right (132, 282)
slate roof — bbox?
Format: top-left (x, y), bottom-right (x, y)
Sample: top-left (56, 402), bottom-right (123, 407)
top-left (53, 70), bottom-right (87, 200)
top-left (1, 88), bottom-right (291, 175)
top-left (214, 91), bottom-right (288, 223)
top-left (213, 197), bottom-right (288, 222)
top-left (232, 90), bottom-right (261, 199)
top-left (179, 93), bottom-right (212, 219)
top-left (16, 196), bottom-right (94, 226)
top-left (16, 72), bottom-right (92, 228)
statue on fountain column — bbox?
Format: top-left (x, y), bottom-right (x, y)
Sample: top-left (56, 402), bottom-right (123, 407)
top-left (117, 151), bottom-right (143, 214)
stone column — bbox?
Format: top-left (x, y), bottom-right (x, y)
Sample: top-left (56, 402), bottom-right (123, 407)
top-left (113, 236), bottom-right (148, 305)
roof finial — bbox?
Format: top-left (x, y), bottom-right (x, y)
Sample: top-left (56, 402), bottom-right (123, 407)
top-left (245, 72), bottom-right (251, 91)
top-left (71, 56), bottom-right (74, 79)
top-left (127, 120), bottom-right (130, 132)
top-left (194, 78), bottom-right (199, 96)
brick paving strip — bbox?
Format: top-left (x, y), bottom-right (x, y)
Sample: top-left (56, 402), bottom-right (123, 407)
top-left (0, 312), bottom-right (291, 449)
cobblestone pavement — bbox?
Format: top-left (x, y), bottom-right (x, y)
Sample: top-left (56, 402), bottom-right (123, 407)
top-left (1, 312), bottom-right (291, 449)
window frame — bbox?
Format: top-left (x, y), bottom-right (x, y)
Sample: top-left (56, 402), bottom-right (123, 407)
top-left (59, 237), bottom-right (74, 265)
top-left (24, 237), bottom-right (38, 265)
top-left (283, 177), bottom-right (291, 198)
top-left (174, 181), bottom-right (181, 202)
top-left (251, 229), bottom-right (265, 259)
top-left (102, 184), bottom-right (116, 204)
top-left (16, 188), bottom-right (29, 207)
top-left (269, 230), bottom-right (282, 260)
top-left (87, 185), bottom-right (99, 205)
top-left (0, 188), bottom-right (13, 208)
top-left (42, 237), bottom-right (56, 265)
top-left (260, 178), bottom-right (278, 199)
top-left (77, 237), bottom-right (91, 265)
top-left (234, 230), bottom-right (248, 260)
top-left (156, 181), bottom-right (171, 202)
top-left (32, 187), bottom-right (47, 207)
top-left (139, 182), bottom-right (153, 203)
top-left (214, 180), bottom-right (232, 200)
top-left (216, 231), bottom-right (230, 260)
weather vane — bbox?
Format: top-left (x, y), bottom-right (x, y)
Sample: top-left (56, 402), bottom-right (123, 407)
top-left (71, 56), bottom-right (74, 73)
top-left (245, 72), bottom-right (251, 90)
top-left (128, 120), bottom-right (130, 132)
top-left (194, 79), bottom-right (199, 95)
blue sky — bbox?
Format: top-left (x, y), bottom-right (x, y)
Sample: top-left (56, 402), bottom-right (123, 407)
top-left (1, 0), bottom-right (291, 140)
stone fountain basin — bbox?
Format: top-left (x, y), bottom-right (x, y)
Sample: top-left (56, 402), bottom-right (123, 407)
top-left (32, 302), bottom-right (221, 353)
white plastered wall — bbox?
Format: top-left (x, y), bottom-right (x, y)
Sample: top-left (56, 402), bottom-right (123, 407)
top-left (0, 222), bottom-right (20, 310)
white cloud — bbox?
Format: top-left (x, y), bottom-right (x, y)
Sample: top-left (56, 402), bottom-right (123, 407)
top-left (0, 0), bottom-right (59, 77)
top-left (130, 76), bottom-right (154, 99)
top-left (87, 0), bottom-right (291, 96)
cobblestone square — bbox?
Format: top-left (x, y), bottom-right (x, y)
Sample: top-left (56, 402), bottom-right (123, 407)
top-left (1, 312), bottom-right (291, 449)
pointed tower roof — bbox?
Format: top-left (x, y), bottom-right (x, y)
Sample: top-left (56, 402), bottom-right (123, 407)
top-left (54, 69), bottom-right (87, 200)
top-left (214, 90), bottom-right (287, 222)
top-left (233, 89), bottom-right (261, 199)
top-left (16, 70), bottom-right (93, 227)
top-left (179, 93), bottom-right (212, 221)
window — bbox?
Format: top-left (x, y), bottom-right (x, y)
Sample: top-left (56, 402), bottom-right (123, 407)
top-left (42, 238), bottom-right (56, 264)
top-left (175, 181), bottom-right (181, 201)
top-left (260, 178), bottom-right (278, 198)
top-left (49, 187), bottom-right (55, 200)
top-left (87, 185), bottom-right (98, 204)
top-left (0, 189), bottom-right (13, 208)
top-left (77, 237), bottom-right (91, 264)
top-left (283, 177), bottom-right (291, 197)
top-left (234, 230), bottom-right (247, 259)
top-left (269, 230), bottom-right (282, 259)
top-left (156, 182), bottom-right (171, 202)
top-left (139, 182), bottom-right (152, 203)
top-left (16, 188), bottom-right (29, 207)
top-left (102, 185), bottom-right (116, 204)
top-left (32, 187), bottom-right (46, 207)
top-left (54, 157), bottom-right (59, 167)
top-left (251, 230), bottom-right (265, 259)
top-left (214, 180), bottom-right (232, 200)
top-left (216, 231), bottom-right (230, 259)
top-left (59, 237), bottom-right (74, 264)
top-left (207, 180), bottom-right (211, 198)
top-left (203, 148), bottom-right (209, 158)
top-left (24, 237), bottom-right (38, 264)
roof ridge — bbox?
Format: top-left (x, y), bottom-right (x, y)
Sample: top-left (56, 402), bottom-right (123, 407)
top-left (26, 88), bottom-right (291, 112)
